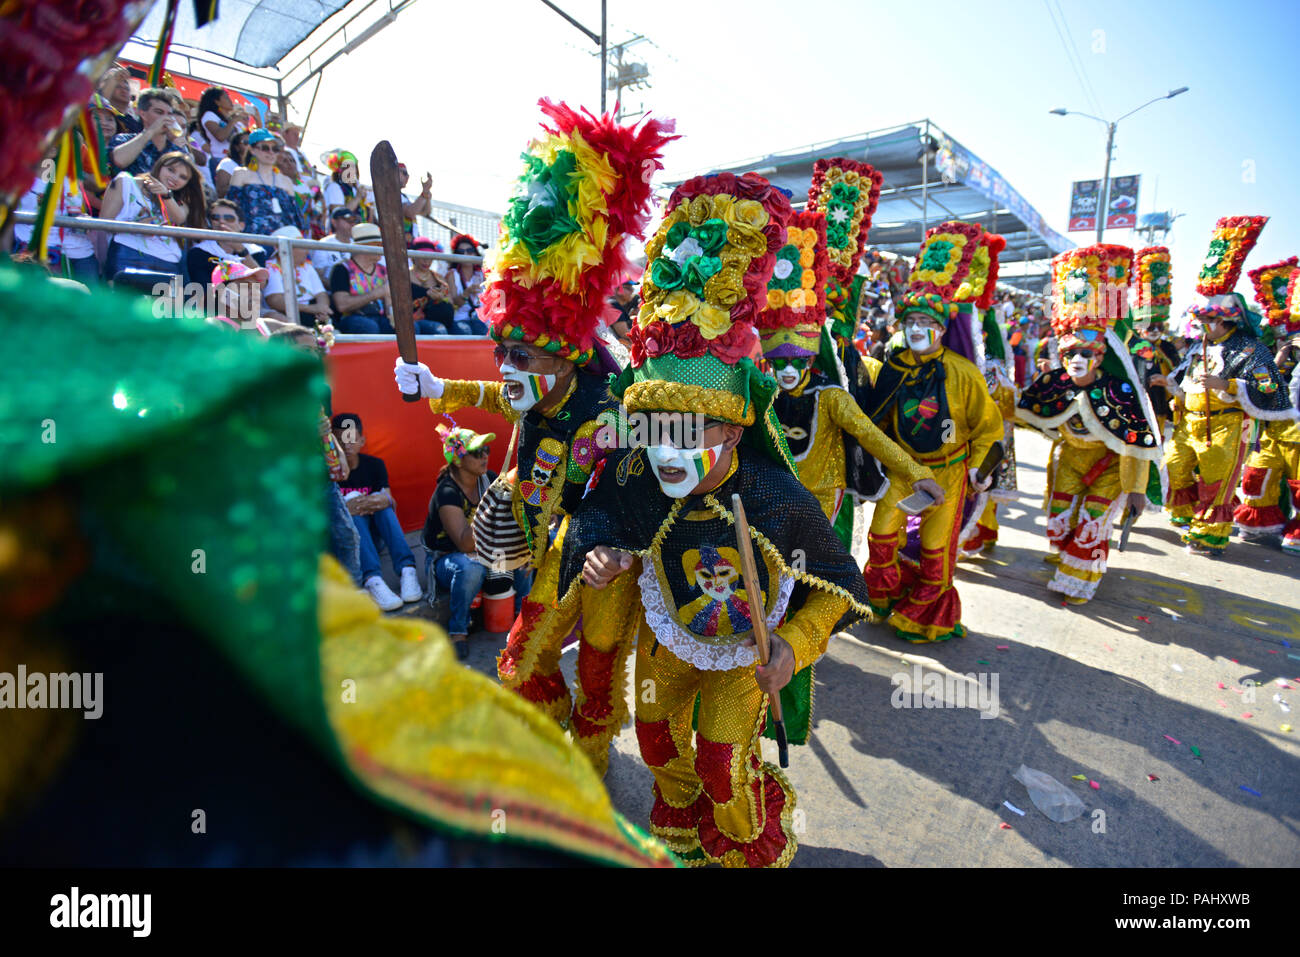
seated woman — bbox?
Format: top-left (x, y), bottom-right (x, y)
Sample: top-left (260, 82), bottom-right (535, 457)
top-left (226, 130), bottom-right (307, 236)
top-left (99, 152), bottom-right (206, 282)
top-left (422, 425), bottom-right (531, 660)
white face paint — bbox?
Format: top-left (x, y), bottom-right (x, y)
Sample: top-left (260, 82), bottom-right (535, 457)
top-left (646, 442), bottom-right (725, 498)
top-left (775, 366), bottom-right (804, 391)
top-left (499, 363), bottom-right (557, 412)
top-left (1066, 355), bottom-right (1092, 378)
top-left (903, 318), bottom-right (939, 353)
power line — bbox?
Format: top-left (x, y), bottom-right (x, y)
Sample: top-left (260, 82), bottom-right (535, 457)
top-left (1053, 0), bottom-right (1105, 118)
top-left (1043, 0), bottom-right (1104, 120)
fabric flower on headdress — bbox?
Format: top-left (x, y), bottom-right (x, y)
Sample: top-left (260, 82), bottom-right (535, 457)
top-left (1049, 244), bottom-right (1133, 348)
top-left (757, 210), bottom-right (829, 359)
top-left (1196, 215), bottom-right (1268, 297)
top-left (321, 149), bottom-right (358, 174)
top-left (1247, 256), bottom-right (1298, 326)
top-left (481, 99), bottom-right (677, 366)
top-left (954, 232), bottom-right (1006, 310)
top-left (807, 158), bottom-right (883, 284)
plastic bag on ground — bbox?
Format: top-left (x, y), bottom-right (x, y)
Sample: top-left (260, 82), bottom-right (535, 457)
top-left (1012, 764), bottom-right (1087, 823)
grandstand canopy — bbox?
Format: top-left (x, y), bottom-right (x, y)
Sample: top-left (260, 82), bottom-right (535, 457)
top-left (669, 120), bottom-right (1073, 294)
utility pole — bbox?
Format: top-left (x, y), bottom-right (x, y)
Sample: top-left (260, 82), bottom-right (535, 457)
top-left (606, 34), bottom-right (650, 121)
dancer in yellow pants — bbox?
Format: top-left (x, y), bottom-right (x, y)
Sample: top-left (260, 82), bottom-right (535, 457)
top-left (1017, 243), bottom-right (1162, 602)
top-left (394, 100), bottom-right (674, 774)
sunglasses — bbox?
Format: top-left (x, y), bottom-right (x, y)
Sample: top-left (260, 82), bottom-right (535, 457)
top-left (770, 359), bottom-right (806, 371)
top-left (493, 345), bottom-right (550, 371)
top-left (253, 143), bottom-right (281, 152)
top-left (210, 213), bottom-right (239, 223)
top-left (466, 447), bottom-right (490, 458)
top-left (1063, 349), bottom-right (1098, 359)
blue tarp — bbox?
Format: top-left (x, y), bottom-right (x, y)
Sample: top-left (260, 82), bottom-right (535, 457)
top-left (138, 0), bottom-right (352, 68)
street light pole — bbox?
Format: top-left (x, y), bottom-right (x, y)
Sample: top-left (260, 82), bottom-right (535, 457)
top-left (1050, 87), bottom-right (1188, 245)
top-left (1096, 121), bottom-right (1115, 244)
top-left (600, 0), bottom-right (607, 114)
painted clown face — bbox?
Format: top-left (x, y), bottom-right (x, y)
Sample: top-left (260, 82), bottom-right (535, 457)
top-left (902, 315), bottom-right (943, 354)
top-left (1062, 345), bottom-right (1103, 380)
top-left (694, 553), bottom-right (740, 601)
top-left (647, 441), bottom-right (725, 498)
top-left (769, 356), bottom-right (809, 391)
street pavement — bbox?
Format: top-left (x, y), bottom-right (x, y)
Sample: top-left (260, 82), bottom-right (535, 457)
top-left (446, 426), bottom-right (1300, 867)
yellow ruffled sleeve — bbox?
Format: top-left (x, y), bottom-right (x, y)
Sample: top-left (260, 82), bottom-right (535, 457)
top-left (775, 589), bottom-right (849, 673)
top-left (428, 380), bottom-right (517, 422)
top-left (823, 387), bottom-right (931, 486)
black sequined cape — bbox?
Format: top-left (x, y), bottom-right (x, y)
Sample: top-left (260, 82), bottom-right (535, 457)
top-left (1016, 369), bottom-right (1162, 460)
top-left (1171, 327), bottom-right (1294, 420)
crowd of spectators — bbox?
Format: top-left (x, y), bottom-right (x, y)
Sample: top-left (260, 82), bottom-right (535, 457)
top-left (7, 65), bottom-right (477, 338)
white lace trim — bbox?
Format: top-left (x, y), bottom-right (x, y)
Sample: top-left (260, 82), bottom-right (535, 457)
top-left (638, 560), bottom-right (795, 671)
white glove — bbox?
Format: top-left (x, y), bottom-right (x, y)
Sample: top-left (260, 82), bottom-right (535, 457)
top-left (969, 466), bottom-right (993, 493)
top-left (394, 358), bottom-right (443, 398)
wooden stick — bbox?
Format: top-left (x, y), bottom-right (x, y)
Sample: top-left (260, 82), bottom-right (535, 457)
top-left (369, 140), bottom-right (420, 402)
top-left (731, 493), bottom-right (789, 767)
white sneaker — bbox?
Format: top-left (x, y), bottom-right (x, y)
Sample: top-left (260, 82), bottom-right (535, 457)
top-left (364, 576), bottom-right (403, 612)
top-left (399, 566), bottom-right (423, 603)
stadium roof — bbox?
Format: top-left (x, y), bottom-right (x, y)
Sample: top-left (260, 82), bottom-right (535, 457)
top-left (668, 119), bottom-right (1073, 294)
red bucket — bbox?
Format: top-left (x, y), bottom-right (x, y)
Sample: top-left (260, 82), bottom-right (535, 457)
top-left (482, 588), bottom-right (517, 633)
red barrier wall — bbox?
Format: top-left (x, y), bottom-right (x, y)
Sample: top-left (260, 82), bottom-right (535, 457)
top-left (326, 338), bottom-right (513, 532)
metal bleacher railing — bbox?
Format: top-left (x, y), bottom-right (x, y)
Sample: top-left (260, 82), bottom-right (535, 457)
top-left (9, 210), bottom-right (485, 330)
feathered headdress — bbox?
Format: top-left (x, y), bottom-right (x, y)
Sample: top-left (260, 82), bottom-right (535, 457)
top-left (320, 149), bottom-right (358, 174)
top-left (1188, 215), bottom-right (1268, 319)
top-left (618, 171), bottom-right (791, 434)
top-left (756, 210), bottom-right (830, 358)
top-left (1133, 246), bottom-right (1172, 325)
top-left (1050, 243), bottom-right (1133, 351)
top-left (1248, 256), bottom-right (1298, 329)
top-left (479, 99), bottom-right (676, 365)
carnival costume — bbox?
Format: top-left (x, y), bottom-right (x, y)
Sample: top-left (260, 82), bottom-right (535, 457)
top-left (1232, 256), bottom-right (1300, 551)
top-left (394, 101), bottom-right (676, 775)
top-left (1016, 245), bottom-right (1162, 602)
top-left (1165, 217), bottom-right (1293, 554)
top-left (557, 171), bottom-right (873, 867)
top-left (859, 222), bottom-right (1004, 642)
top-left (807, 157), bottom-right (888, 549)
top-left (0, 267), bottom-right (674, 868)
top-left (1123, 246), bottom-right (1182, 436)
top-left (757, 196), bottom-right (931, 549)
top-left (961, 301), bottom-right (1021, 555)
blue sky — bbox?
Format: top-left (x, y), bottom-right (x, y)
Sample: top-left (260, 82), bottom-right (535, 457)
top-left (302, 0), bottom-right (1300, 317)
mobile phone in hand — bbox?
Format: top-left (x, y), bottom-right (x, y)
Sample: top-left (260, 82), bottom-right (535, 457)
top-left (897, 489), bottom-right (935, 515)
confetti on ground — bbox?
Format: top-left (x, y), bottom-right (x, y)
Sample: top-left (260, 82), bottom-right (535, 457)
top-left (1230, 658), bottom-right (1239, 664)
top-left (1268, 650), bottom-right (1280, 655)
top-left (1216, 682), bottom-right (1227, 689)
top-left (1176, 598), bottom-right (1186, 603)
top-left (1163, 735), bottom-right (1182, 745)
top-left (1217, 700), bottom-right (1227, 708)
top-left (1282, 725), bottom-right (1294, 733)
top-left (1240, 786), bottom-right (1262, 797)
top-left (1003, 801), bottom-right (1025, 816)
top-left (996, 645), bottom-right (1009, 651)
top-left (1103, 644), bottom-right (1115, 652)
top-left (1282, 640), bottom-right (1292, 648)
top-left (1277, 680), bottom-right (1292, 688)
top-left (1136, 616), bottom-right (1151, 623)
top-left (1241, 713), bottom-right (1254, 719)
top-left (1089, 780), bottom-right (1100, 790)
top-left (1147, 775), bottom-right (1159, 782)
top-left (976, 659), bottom-right (990, 665)
top-left (999, 822), bottom-right (1012, 829)
top-left (1171, 663), bottom-right (1184, 672)
top-left (1190, 745), bottom-right (1202, 758)
top-left (1160, 607), bottom-right (1182, 620)
top-left (1071, 774), bottom-right (1087, 781)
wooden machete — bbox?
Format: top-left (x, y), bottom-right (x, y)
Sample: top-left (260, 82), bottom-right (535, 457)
top-left (369, 140), bottom-right (420, 402)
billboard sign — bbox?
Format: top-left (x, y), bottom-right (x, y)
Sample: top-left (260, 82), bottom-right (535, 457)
top-left (1068, 176), bottom-right (1140, 232)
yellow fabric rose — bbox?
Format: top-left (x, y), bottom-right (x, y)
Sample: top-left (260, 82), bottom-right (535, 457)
top-left (695, 303), bottom-right (732, 339)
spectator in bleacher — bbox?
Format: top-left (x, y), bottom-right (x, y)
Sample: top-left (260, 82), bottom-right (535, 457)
top-left (444, 233), bottom-right (488, 334)
top-left (194, 86), bottom-right (248, 182)
top-left (78, 94), bottom-right (124, 219)
top-left (331, 413), bottom-right (423, 612)
top-left (226, 130), bottom-right (307, 236)
top-left (187, 199), bottom-right (267, 301)
top-left (210, 260), bottom-right (270, 328)
top-left (109, 88), bottom-right (189, 177)
top-left (214, 131), bottom-right (249, 198)
top-left (398, 163), bottom-right (433, 241)
top-left (312, 206), bottom-right (356, 279)
top-left (100, 153), bottom-right (205, 281)
top-left (321, 149), bottom-right (369, 223)
top-left (98, 67), bottom-right (141, 134)
top-left (329, 223), bottom-right (390, 333)
top-left (10, 145), bottom-right (100, 284)
top-left (607, 277), bottom-right (637, 345)
top-left (422, 424), bottom-right (531, 658)
top-left (264, 225), bottom-right (331, 327)
top-left (275, 148), bottom-right (319, 233)
top-left (408, 237), bottom-right (455, 334)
